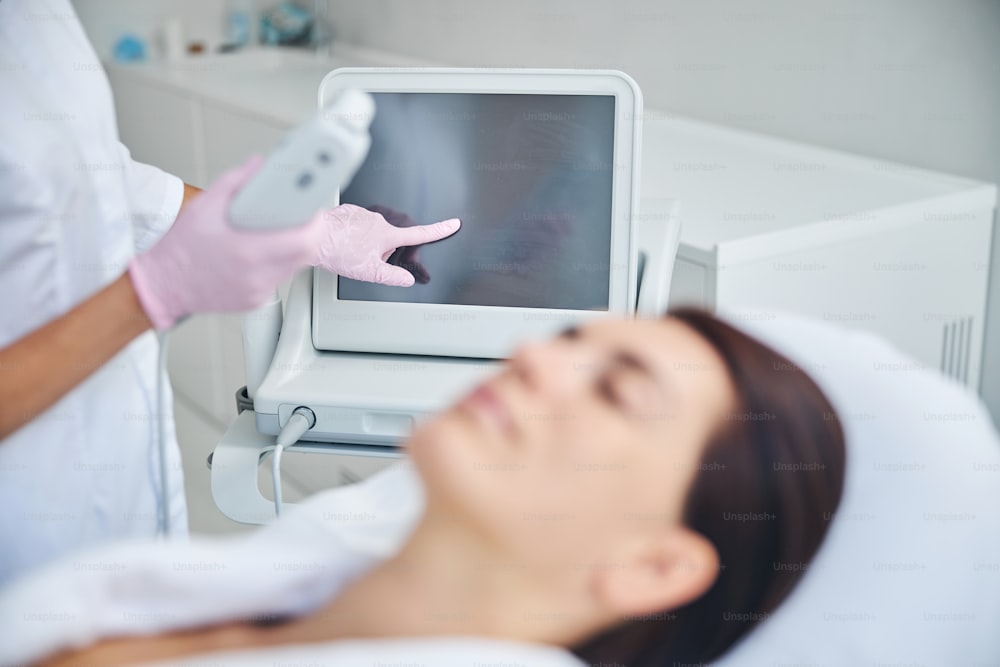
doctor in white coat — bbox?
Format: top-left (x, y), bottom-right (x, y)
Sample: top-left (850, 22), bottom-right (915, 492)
top-left (0, 0), bottom-right (460, 587)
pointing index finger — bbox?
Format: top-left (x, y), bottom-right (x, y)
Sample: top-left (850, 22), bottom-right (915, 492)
top-left (390, 218), bottom-right (461, 247)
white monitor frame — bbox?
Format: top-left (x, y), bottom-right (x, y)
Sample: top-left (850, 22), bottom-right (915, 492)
top-left (313, 68), bottom-right (642, 359)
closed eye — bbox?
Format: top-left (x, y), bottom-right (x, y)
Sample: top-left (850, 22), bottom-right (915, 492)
top-left (597, 374), bottom-right (620, 406)
top-left (599, 370), bottom-right (646, 413)
top-left (561, 324), bottom-right (671, 415)
top-left (558, 326), bottom-right (580, 341)
top-left (599, 365), bottom-right (664, 419)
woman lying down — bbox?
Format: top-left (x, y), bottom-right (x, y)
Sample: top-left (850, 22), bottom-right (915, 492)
top-left (2, 309), bottom-right (846, 667)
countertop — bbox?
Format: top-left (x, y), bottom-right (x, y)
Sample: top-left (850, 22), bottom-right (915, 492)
top-left (106, 43), bottom-right (436, 127)
top-left (108, 45), bottom-right (996, 260)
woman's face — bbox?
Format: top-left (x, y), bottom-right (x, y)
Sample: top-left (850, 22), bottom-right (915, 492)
top-left (407, 317), bottom-right (737, 570)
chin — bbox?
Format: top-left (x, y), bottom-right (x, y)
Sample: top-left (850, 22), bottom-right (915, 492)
top-left (405, 409), bottom-right (470, 479)
top-left (404, 409), bottom-right (497, 515)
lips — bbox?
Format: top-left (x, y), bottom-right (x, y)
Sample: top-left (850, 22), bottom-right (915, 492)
top-left (461, 383), bottom-right (514, 435)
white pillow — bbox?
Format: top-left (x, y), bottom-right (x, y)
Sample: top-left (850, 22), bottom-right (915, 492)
top-left (712, 310), bottom-right (1000, 665)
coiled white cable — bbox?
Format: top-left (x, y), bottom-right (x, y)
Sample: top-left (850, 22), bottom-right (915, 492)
top-left (154, 330), bottom-right (312, 527)
top-left (155, 330), bottom-right (171, 537)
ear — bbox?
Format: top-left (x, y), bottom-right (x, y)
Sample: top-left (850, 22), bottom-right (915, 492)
top-left (591, 528), bottom-right (720, 618)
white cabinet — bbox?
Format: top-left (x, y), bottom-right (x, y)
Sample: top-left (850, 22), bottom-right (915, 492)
top-left (642, 116), bottom-right (996, 390)
top-left (201, 104), bottom-right (288, 181)
top-left (107, 69), bottom-right (205, 185)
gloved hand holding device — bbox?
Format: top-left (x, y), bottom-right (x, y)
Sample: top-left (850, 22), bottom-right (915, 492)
top-left (127, 158), bottom-right (460, 330)
top-left (128, 88), bottom-right (459, 330)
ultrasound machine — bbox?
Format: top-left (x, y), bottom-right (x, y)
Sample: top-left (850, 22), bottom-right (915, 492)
top-left (210, 68), bottom-right (681, 523)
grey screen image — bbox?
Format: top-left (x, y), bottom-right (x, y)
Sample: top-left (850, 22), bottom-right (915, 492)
top-left (337, 93), bottom-right (616, 310)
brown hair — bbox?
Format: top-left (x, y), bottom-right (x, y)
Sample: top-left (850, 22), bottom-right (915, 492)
top-left (572, 307), bottom-right (847, 665)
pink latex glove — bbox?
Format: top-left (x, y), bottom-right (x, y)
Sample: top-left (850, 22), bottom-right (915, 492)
top-left (129, 156), bottom-right (461, 330)
top-left (368, 205), bottom-right (432, 284)
top-left (314, 204), bottom-right (455, 287)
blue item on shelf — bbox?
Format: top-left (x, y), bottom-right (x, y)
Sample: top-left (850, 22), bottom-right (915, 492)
top-left (112, 34), bottom-right (148, 62)
top-left (227, 11), bottom-right (251, 46)
top-left (260, 2), bottom-right (313, 46)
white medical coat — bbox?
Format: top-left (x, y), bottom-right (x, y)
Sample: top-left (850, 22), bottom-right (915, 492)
top-left (0, 0), bottom-right (187, 586)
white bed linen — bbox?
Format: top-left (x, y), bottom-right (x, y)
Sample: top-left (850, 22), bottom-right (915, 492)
top-left (0, 463), bottom-right (427, 666)
top-left (0, 462), bottom-right (585, 666)
top-left (154, 636), bottom-right (584, 667)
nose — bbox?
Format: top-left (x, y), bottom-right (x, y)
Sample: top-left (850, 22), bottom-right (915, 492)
top-left (508, 339), bottom-right (548, 390)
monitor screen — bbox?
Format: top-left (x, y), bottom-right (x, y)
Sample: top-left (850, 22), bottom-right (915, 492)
top-left (337, 92), bottom-right (616, 311)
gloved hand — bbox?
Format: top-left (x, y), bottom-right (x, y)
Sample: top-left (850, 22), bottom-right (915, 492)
top-left (313, 204), bottom-right (459, 287)
top-left (128, 156), bottom-right (461, 330)
top-left (359, 204), bottom-right (432, 284)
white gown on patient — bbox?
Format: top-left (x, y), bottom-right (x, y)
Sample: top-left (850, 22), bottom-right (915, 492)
top-left (0, 0), bottom-right (187, 586)
top-left (0, 463), bottom-right (585, 667)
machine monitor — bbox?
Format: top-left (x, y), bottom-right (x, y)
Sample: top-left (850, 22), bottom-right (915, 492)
top-left (313, 69), bottom-right (642, 358)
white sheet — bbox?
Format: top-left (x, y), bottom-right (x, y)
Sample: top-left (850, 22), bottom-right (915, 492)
top-left (0, 463), bottom-right (427, 666)
top-left (0, 461), bottom-right (585, 666)
top-left (157, 637), bottom-right (584, 667)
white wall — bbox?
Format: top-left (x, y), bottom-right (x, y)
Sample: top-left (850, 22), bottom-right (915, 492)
top-left (71, 0), bottom-right (1000, 421)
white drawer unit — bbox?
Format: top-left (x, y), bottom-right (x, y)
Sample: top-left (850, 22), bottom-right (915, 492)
top-left (641, 115), bottom-right (995, 389)
top-left (107, 68), bottom-right (205, 185)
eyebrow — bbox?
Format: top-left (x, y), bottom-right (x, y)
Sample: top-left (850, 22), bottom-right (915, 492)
top-left (558, 325), bottom-right (676, 399)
